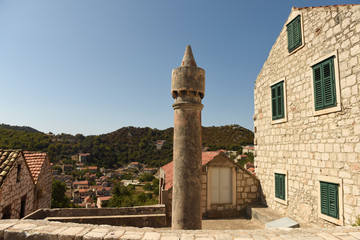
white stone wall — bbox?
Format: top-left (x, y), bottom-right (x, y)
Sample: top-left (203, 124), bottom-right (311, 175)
top-left (254, 5), bottom-right (360, 226)
top-left (0, 155), bottom-right (35, 219)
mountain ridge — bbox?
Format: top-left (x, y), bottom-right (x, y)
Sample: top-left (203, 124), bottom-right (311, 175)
top-left (0, 124), bottom-right (253, 168)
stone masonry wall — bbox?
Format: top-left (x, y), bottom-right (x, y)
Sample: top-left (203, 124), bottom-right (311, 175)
top-left (254, 5), bottom-right (360, 226)
top-left (0, 155), bottom-right (35, 219)
top-left (35, 160), bottom-right (52, 209)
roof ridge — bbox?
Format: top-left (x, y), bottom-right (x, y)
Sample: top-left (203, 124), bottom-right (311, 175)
top-left (294, 4), bottom-right (360, 10)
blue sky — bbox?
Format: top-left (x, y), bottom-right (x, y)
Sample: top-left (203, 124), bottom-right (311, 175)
top-left (0, 0), bottom-right (358, 135)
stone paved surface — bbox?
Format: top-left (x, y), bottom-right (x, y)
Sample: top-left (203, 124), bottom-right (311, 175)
top-left (0, 220), bottom-right (360, 240)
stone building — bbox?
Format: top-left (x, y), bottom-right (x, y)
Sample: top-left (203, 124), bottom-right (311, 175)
top-left (0, 150), bottom-right (52, 219)
top-left (159, 151), bottom-right (261, 219)
top-left (0, 150), bottom-right (35, 219)
top-left (254, 4), bottom-right (360, 226)
top-left (23, 151), bottom-right (52, 210)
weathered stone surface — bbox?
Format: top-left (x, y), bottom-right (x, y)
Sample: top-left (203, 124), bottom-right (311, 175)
top-left (254, 4), bottom-right (360, 227)
top-left (104, 230), bottom-right (125, 239)
top-left (265, 217), bottom-right (300, 229)
top-left (0, 219), bottom-right (359, 240)
top-left (171, 45), bottom-right (204, 230)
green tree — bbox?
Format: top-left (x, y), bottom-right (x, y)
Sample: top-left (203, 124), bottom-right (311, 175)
top-left (244, 152), bottom-right (254, 162)
top-left (139, 173), bottom-right (154, 182)
top-left (152, 178), bottom-right (159, 196)
top-left (51, 180), bottom-right (70, 208)
top-left (143, 183), bottom-right (153, 191)
top-left (52, 165), bottom-right (62, 174)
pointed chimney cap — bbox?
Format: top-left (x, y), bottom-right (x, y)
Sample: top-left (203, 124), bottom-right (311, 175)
top-left (181, 45), bottom-right (197, 68)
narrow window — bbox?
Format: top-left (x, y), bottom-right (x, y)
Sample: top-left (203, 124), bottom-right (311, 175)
top-left (20, 195), bottom-right (27, 218)
top-left (287, 15), bottom-right (302, 52)
top-left (275, 173), bottom-right (285, 200)
top-left (211, 167), bottom-right (232, 204)
top-left (17, 164), bottom-right (21, 183)
top-left (320, 181), bottom-right (339, 219)
top-left (271, 81), bottom-right (285, 120)
top-left (313, 57), bottom-right (336, 111)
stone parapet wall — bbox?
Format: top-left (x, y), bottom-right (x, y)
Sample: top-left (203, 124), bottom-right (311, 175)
top-left (25, 205), bottom-right (166, 219)
top-left (1, 220), bottom-right (360, 240)
top-left (254, 5), bottom-right (360, 226)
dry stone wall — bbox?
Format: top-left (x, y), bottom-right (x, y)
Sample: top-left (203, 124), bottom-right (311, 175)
top-left (254, 5), bottom-right (360, 226)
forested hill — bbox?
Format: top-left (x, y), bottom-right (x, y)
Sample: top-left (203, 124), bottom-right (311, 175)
top-left (0, 124), bottom-right (253, 168)
top-left (0, 124), bottom-right (42, 133)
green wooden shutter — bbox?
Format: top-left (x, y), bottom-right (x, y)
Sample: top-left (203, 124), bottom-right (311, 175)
top-left (313, 57), bottom-right (336, 111)
top-left (320, 181), bottom-right (339, 219)
top-left (323, 60), bottom-right (336, 107)
top-left (277, 84), bottom-right (284, 118)
top-left (313, 65), bottom-right (324, 109)
top-left (287, 24), bottom-right (293, 52)
top-left (293, 16), bottom-right (302, 47)
top-left (275, 174), bottom-right (280, 198)
top-left (287, 15), bottom-right (302, 52)
top-left (320, 182), bottom-right (329, 215)
top-left (275, 173), bottom-right (285, 200)
top-left (272, 87), bottom-right (277, 118)
top-left (271, 82), bottom-right (285, 120)
top-left (328, 183), bottom-right (339, 219)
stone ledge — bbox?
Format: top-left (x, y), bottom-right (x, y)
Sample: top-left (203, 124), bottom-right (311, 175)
top-left (1, 220), bottom-right (360, 240)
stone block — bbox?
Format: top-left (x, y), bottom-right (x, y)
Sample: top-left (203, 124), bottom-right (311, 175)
top-left (265, 217), bottom-right (300, 229)
top-left (120, 231), bottom-right (143, 240)
top-left (142, 232), bottom-right (160, 240)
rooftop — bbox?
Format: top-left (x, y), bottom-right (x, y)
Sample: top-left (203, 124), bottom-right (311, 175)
top-left (0, 150), bottom-right (21, 186)
top-left (23, 151), bottom-right (48, 184)
top-left (161, 150), bottom-right (227, 190)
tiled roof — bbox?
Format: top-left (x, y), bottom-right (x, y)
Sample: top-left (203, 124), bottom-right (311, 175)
top-left (245, 162), bottom-right (254, 169)
top-left (98, 196), bottom-right (112, 201)
top-left (0, 150), bottom-right (21, 187)
top-left (73, 180), bottom-right (89, 185)
top-left (161, 150), bottom-right (226, 190)
top-left (23, 151), bottom-right (48, 184)
top-left (294, 4), bottom-right (360, 10)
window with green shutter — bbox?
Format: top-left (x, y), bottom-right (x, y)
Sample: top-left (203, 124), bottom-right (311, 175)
top-left (275, 173), bottom-right (285, 200)
top-left (313, 57), bottom-right (336, 111)
top-left (271, 81), bottom-right (285, 120)
top-left (287, 15), bottom-right (302, 53)
top-left (320, 181), bottom-right (339, 219)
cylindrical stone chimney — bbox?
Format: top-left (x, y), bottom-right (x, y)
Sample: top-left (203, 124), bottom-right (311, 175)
top-left (171, 45), bottom-right (205, 230)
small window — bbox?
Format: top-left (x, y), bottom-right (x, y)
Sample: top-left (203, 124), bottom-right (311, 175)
top-left (287, 15), bottom-right (302, 53)
top-left (312, 57), bottom-right (336, 111)
top-left (320, 181), bottom-right (339, 219)
top-left (17, 164), bottom-right (21, 183)
top-left (271, 81), bottom-right (285, 120)
top-left (275, 173), bottom-right (285, 200)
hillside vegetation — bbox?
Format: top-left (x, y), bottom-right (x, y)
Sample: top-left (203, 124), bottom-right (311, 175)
top-left (0, 124), bottom-right (253, 168)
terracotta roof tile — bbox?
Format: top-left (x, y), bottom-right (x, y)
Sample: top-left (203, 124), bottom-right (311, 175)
top-left (0, 149), bottom-right (21, 187)
top-left (23, 151), bottom-right (48, 184)
top-left (98, 196), bottom-right (112, 201)
top-left (73, 180), bottom-right (89, 185)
